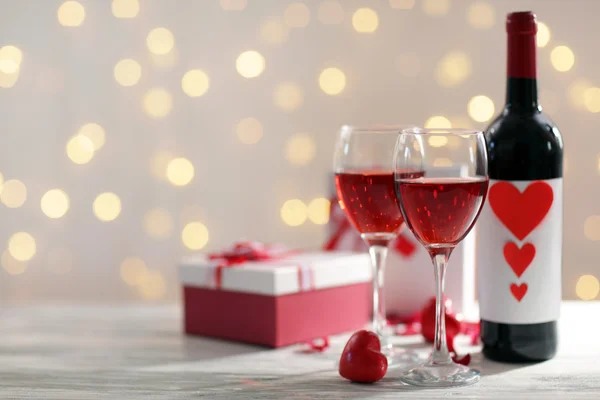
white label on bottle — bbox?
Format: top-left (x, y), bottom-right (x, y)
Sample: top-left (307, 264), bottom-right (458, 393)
top-left (477, 178), bottom-right (562, 324)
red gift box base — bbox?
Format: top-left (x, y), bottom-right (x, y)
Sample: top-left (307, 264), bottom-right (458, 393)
top-left (183, 283), bottom-right (371, 348)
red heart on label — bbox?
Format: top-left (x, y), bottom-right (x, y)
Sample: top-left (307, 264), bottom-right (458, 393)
top-left (489, 181), bottom-right (553, 241)
top-left (339, 330), bottom-right (387, 383)
top-left (510, 283), bottom-right (528, 302)
top-left (503, 242), bottom-right (536, 278)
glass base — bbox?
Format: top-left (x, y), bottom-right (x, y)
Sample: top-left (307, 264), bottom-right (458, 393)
top-left (400, 362), bottom-right (480, 387)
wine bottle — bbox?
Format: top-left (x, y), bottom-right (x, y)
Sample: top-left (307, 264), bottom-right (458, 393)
top-left (477, 11), bottom-right (563, 362)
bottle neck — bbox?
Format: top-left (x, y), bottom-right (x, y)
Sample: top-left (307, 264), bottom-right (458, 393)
top-left (506, 77), bottom-right (539, 112)
top-left (506, 33), bottom-right (539, 112)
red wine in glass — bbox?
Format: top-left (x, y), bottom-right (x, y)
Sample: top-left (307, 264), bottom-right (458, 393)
top-left (335, 170), bottom-right (424, 240)
top-left (396, 177), bottom-right (489, 249)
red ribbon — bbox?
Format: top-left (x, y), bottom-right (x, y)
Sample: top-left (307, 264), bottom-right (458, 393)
top-left (208, 241), bottom-right (295, 289)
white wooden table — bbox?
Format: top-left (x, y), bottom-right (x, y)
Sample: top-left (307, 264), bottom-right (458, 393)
top-left (0, 302), bottom-right (598, 399)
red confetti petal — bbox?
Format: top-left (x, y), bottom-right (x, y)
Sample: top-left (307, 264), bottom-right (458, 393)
top-left (452, 353), bottom-right (471, 366)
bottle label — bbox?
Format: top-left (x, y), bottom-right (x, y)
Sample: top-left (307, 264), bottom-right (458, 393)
top-left (477, 178), bottom-right (562, 324)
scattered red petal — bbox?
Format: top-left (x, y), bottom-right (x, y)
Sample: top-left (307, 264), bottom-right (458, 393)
top-left (452, 353), bottom-right (471, 366)
top-left (299, 337), bottom-right (329, 353)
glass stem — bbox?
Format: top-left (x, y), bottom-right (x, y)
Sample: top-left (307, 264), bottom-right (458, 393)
top-left (368, 245), bottom-right (388, 345)
top-left (430, 251), bottom-right (453, 365)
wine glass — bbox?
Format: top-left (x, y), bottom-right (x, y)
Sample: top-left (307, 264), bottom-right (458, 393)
top-left (393, 128), bottom-right (488, 387)
top-left (333, 125), bottom-right (420, 365)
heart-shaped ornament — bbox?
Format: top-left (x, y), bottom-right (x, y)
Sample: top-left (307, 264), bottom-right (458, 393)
top-left (339, 330), bottom-right (388, 383)
top-left (420, 297), bottom-right (462, 343)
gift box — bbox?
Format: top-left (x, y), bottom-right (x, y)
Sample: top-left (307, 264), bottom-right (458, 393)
top-left (325, 174), bottom-right (478, 321)
top-left (179, 242), bottom-right (373, 347)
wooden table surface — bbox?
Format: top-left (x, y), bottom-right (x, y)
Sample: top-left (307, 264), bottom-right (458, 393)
top-left (0, 301), bottom-right (598, 399)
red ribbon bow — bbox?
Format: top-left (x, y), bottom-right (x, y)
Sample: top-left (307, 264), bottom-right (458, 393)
top-left (208, 241), bottom-right (292, 288)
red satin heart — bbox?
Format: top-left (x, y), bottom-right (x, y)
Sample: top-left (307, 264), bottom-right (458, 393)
top-left (503, 242), bottom-right (535, 278)
top-left (510, 282), bottom-right (528, 302)
top-left (488, 181), bottom-right (553, 241)
top-left (420, 297), bottom-right (462, 343)
top-left (339, 330), bottom-right (388, 384)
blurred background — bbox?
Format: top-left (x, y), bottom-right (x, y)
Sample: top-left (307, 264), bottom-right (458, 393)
top-left (0, 0), bottom-right (598, 304)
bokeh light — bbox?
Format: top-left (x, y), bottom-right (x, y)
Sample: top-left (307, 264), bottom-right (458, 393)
top-left (236, 117), bottom-right (264, 144)
top-left (78, 123), bottom-right (105, 151)
top-left (138, 270), bottom-right (167, 300)
top-left (468, 95), bottom-right (495, 122)
top-left (583, 87), bottom-right (600, 113)
top-left (352, 8), bottom-right (378, 33)
top-left (259, 17), bottom-right (290, 45)
top-left (47, 248), bottom-right (73, 274)
top-left (114, 59), bottom-right (141, 87)
top-left (433, 158), bottom-right (453, 167)
top-left (319, 67), bottom-right (346, 95)
top-left (236, 51), bottom-right (265, 78)
top-left (1, 250), bottom-right (27, 276)
top-left (0, 179), bottom-right (27, 208)
top-left (182, 222), bottom-right (209, 250)
top-left (281, 199), bottom-right (308, 226)
top-left (550, 45), bottom-right (575, 72)
top-left (220, 0), bottom-right (246, 11)
top-left (568, 79), bottom-right (592, 110)
top-left (143, 88), bottom-right (173, 119)
top-left (58, 1), bottom-right (85, 27)
top-left (537, 22), bottom-right (551, 48)
top-left (284, 3), bottom-right (310, 28)
top-left (428, 136), bottom-right (448, 147)
top-left (422, 0), bottom-right (450, 16)
top-left (0, 45), bottom-right (23, 74)
top-left (395, 53), bottom-right (420, 77)
top-left (93, 192), bottom-right (122, 222)
top-left (318, 1), bottom-right (344, 24)
top-left (166, 157), bottom-right (194, 186)
top-left (389, 0), bottom-right (415, 9)
top-left (576, 275), bottom-right (600, 300)
top-left (273, 82), bottom-right (304, 111)
top-left (8, 232), bottom-right (36, 262)
top-left (144, 208), bottom-right (173, 240)
top-left (435, 51), bottom-right (472, 87)
top-left (120, 257), bottom-right (147, 286)
top-left (285, 133), bottom-right (316, 166)
top-left (467, 1), bottom-right (495, 29)
top-left (41, 189), bottom-right (70, 219)
top-left (0, 70), bottom-right (20, 88)
top-left (66, 135), bottom-right (94, 164)
top-left (425, 116), bottom-right (452, 129)
top-left (112, 0), bottom-right (139, 18)
top-left (146, 28), bottom-right (175, 55)
top-left (181, 69), bottom-right (210, 97)
top-left (584, 216), bottom-right (600, 240)
top-left (307, 198), bottom-right (330, 225)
